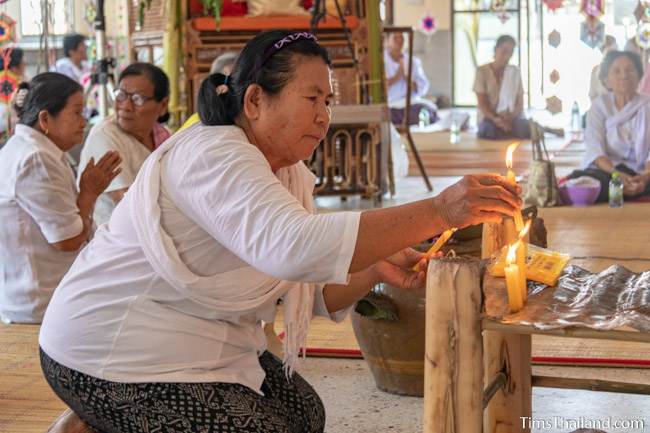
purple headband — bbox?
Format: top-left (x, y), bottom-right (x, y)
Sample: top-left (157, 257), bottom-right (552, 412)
top-left (253, 32), bottom-right (318, 74)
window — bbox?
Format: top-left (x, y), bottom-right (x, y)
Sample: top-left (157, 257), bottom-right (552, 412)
top-left (20, 0), bottom-right (71, 37)
top-left (452, 0), bottom-right (523, 106)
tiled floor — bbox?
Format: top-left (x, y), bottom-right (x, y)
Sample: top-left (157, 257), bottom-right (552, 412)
top-left (297, 357), bottom-right (650, 433)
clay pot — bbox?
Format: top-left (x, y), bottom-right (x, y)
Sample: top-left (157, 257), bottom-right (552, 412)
top-left (351, 282), bottom-right (426, 397)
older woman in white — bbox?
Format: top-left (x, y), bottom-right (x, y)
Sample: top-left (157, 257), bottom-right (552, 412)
top-left (39, 31), bottom-right (521, 433)
top-left (569, 50), bottom-right (650, 202)
top-left (474, 35), bottom-right (530, 140)
top-left (0, 73), bottom-right (120, 323)
top-left (78, 63), bottom-right (170, 225)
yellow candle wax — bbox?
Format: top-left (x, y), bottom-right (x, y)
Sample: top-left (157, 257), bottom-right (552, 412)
top-left (504, 218), bottom-right (517, 245)
top-left (412, 228), bottom-right (457, 271)
top-left (515, 241), bottom-right (528, 302)
top-left (504, 264), bottom-right (524, 313)
top-left (516, 221), bottom-right (531, 302)
top-left (504, 244), bottom-right (524, 312)
top-left (505, 142), bottom-right (524, 231)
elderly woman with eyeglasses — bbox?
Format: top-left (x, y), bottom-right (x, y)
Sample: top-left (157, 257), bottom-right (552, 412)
top-left (77, 63), bottom-right (170, 225)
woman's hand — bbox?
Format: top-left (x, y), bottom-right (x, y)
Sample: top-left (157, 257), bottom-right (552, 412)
top-left (79, 150), bottom-right (122, 197)
top-left (433, 174), bottom-right (521, 230)
top-left (495, 115), bottom-right (513, 133)
top-left (371, 247), bottom-right (430, 290)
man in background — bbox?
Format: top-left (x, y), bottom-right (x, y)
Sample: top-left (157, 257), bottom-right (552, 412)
top-left (52, 33), bottom-right (89, 84)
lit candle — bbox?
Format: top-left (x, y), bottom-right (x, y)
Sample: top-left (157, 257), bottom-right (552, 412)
top-left (516, 221), bottom-right (531, 302)
top-left (504, 242), bottom-right (524, 313)
top-left (412, 228), bottom-right (457, 271)
top-left (505, 141), bottom-right (525, 232)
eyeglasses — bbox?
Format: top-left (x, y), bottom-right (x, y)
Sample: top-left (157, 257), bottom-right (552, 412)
top-left (113, 89), bottom-right (154, 107)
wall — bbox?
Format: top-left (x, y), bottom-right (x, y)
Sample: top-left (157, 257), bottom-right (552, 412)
top-left (393, 0), bottom-right (453, 105)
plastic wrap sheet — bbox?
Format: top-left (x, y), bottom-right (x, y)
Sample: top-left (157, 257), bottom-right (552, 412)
top-left (483, 265), bottom-right (650, 332)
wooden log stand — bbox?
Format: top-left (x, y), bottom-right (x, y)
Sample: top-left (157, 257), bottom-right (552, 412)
top-left (423, 219), bottom-right (650, 433)
top-left (424, 258), bottom-right (483, 433)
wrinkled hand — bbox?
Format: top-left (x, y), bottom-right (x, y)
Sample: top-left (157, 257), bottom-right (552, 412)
top-left (630, 173), bottom-right (650, 193)
top-left (495, 116), bottom-right (512, 133)
top-left (372, 248), bottom-right (430, 290)
top-left (79, 150), bottom-right (122, 197)
top-left (624, 179), bottom-right (646, 196)
top-left (433, 174), bottom-right (521, 230)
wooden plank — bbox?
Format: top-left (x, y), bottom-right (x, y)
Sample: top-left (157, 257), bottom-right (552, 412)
top-left (532, 375), bottom-right (650, 395)
top-left (192, 15), bottom-right (360, 31)
top-left (482, 319), bottom-right (650, 343)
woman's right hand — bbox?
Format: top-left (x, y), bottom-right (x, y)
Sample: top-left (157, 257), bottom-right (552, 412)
top-left (79, 150), bottom-right (122, 197)
top-left (433, 174), bottom-right (522, 230)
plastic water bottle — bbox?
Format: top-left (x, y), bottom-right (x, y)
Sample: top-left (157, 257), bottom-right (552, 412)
top-left (571, 101), bottom-right (581, 134)
top-left (609, 171), bottom-right (624, 208)
top-left (418, 107), bottom-right (430, 128)
top-left (449, 118), bottom-right (460, 145)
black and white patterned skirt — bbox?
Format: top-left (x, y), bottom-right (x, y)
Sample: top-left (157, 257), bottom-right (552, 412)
top-left (40, 348), bottom-right (325, 433)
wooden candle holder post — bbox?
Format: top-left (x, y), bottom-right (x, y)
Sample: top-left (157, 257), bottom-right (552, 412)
top-left (423, 258), bottom-right (483, 433)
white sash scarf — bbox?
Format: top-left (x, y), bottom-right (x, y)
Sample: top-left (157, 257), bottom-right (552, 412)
top-left (129, 137), bottom-right (315, 376)
top-left (496, 65), bottom-right (520, 114)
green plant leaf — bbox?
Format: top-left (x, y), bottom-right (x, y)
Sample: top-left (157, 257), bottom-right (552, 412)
top-left (354, 293), bottom-right (398, 321)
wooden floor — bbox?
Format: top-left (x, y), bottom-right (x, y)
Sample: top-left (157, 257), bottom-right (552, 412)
top-left (406, 131), bottom-right (584, 177)
top-left (0, 324), bottom-right (66, 433)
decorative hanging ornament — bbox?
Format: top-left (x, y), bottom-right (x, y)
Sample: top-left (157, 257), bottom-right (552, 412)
top-left (580, 17), bottom-right (605, 48)
top-left (420, 13), bottom-right (437, 36)
top-left (0, 49), bottom-right (19, 105)
top-left (546, 95), bottom-right (562, 115)
top-left (0, 13), bottom-right (16, 47)
top-left (636, 20), bottom-right (650, 50)
top-left (490, 0), bottom-right (507, 13)
top-left (635, 3), bottom-right (645, 22)
top-left (489, 0), bottom-right (510, 23)
top-left (543, 0), bottom-right (564, 11)
top-left (580, 0), bottom-right (604, 19)
top-left (84, 1), bottom-right (97, 27)
top-left (550, 69), bottom-right (560, 84)
top-left (548, 30), bottom-right (561, 48)
top-left (497, 11), bottom-right (511, 24)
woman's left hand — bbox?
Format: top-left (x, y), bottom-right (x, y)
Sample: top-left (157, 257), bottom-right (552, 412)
top-left (371, 248), bottom-right (430, 290)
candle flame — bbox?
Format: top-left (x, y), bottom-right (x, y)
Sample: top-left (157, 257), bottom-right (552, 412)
top-left (518, 220), bottom-right (532, 240)
top-left (506, 241), bottom-right (519, 264)
top-left (506, 141), bottom-right (520, 169)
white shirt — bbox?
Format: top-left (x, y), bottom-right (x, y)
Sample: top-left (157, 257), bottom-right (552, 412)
top-left (51, 57), bottom-right (89, 84)
top-left (78, 116), bottom-right (152, 226)
top-left (583, 92), bottom-right (650, 173)
top-left (40, 125), bottom-right (360, 392)
top-left (0, 125), bottom-right (83, 323)
top-left (384, 50), bottom-right (430, 105)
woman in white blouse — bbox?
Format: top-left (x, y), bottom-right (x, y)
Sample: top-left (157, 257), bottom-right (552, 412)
top-left (78, 63), bottom-right (171, 226)
top-left (569, 50), bottom-right (650, 202)
top-left (0, 73), bottom-right (121, 323)
top-left (39, 31), bottom-right (520, 433)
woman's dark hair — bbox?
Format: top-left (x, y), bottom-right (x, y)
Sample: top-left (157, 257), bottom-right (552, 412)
top-left (0, 47), bottom-right (24, 71)
top-left (15, 72), bottom-right (83, 126)
top-left (198, 30), bottom-right (331, 126)
top-left (63, 33), bottom-right (86, 57)
top-left (599, 50), bottom-right (644, 87)
top-left (118, 62), bottom-right (170, 123)
top-left (495, 35), bottom-right (516, 50)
